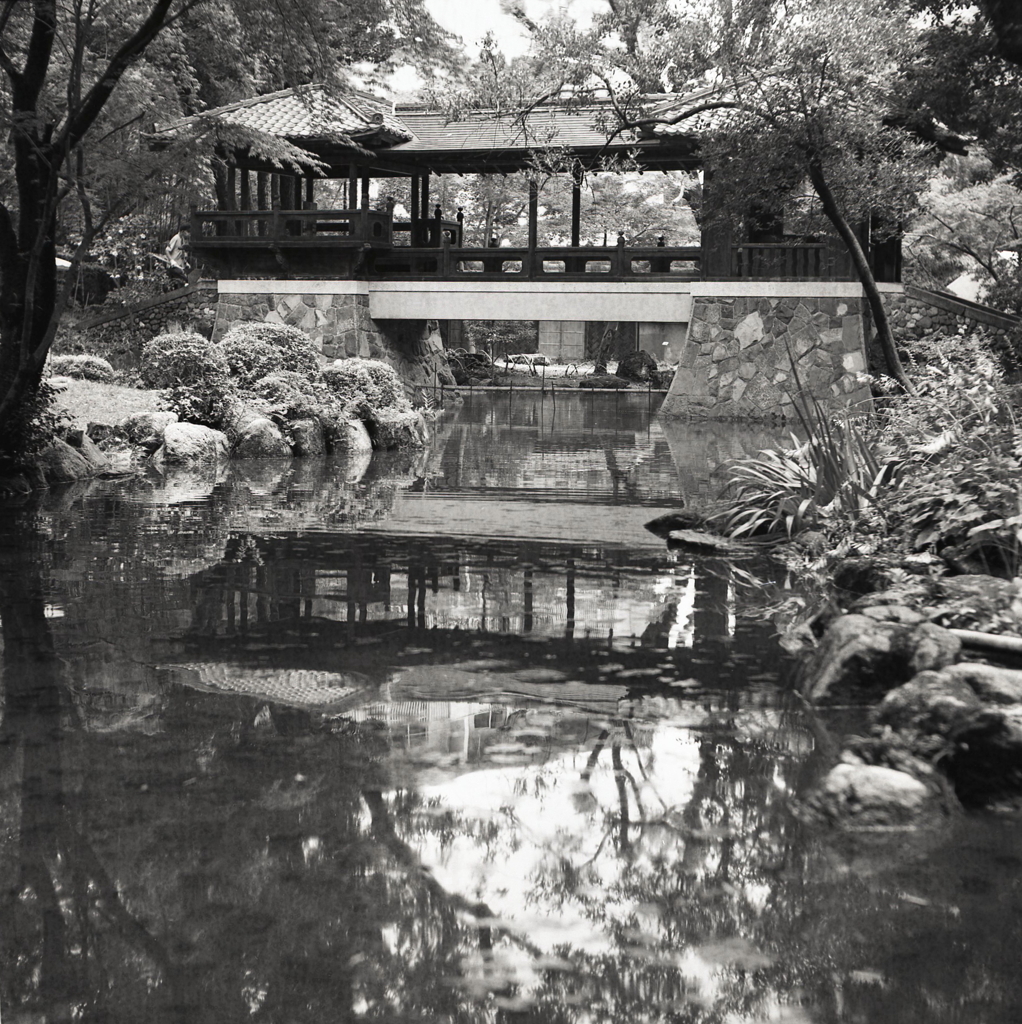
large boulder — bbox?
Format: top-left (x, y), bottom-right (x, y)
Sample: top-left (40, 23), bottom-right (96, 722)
top-left (945, 709), bottom-right (1022, 807)
top-left (807, 761), bottom-right (952, 830)
top-left (615, 350), bottom-right (658, 382)
top-left (366, 409), bottom-right (426, 450)
top-left (327, 417), bottom-right (373, 456)
top-left (873, 670), bottom-right (983, 738)
top-left (65, 430), bottom-right (111, 475)
top-left (36, 437), bottom-right (101, 482)
top-left (288, 416), bottom-right (327, 456)
top-left (233, 416), bottom-right (293, 458)
top-left (157, 422), bottom-right (229, 464)
top-left (943, 661), bottom-right (1022, 705)
top-left (801, 614), bottom-right (961, 704)
top-left (119, 411), bottom-right (178, 449)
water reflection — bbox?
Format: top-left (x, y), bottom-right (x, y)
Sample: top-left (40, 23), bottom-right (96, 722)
top-left (1, 393), bottom-right (1020, 1023)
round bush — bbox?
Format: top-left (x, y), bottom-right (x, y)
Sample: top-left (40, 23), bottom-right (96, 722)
top-left (140, 332), bottom-right (230, 388)
top-left (141, 332), bottom-right (235, 427)
top-left (320, 357), bottom-right (409, 413)
top-left (219, 322), bottom-right (320, 379)
top-left (219, 336), bottom-right (284, 386)
top-left (48, 353), bottom-right (116, 382)
top-left (251, 370), bottom-right (325, 419)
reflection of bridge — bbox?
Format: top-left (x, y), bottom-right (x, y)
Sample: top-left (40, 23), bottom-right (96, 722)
top-left (159, 530), bottom-right (789, 714)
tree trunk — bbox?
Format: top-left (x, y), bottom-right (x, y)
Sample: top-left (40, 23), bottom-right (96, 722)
top-left (807, 157), bottom-right (915, 395)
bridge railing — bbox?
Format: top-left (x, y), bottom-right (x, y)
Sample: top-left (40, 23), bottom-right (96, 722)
top-left (372, 242), bottom-right (703, 279)
top-left (191, 208), bottom-right (394, 246)
top-left (730, 241), bottom-right (855, 280)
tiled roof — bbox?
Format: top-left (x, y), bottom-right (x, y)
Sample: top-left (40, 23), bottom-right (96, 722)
top-left (154, 86), bottom-right (412, 144)
top-left (390, 105), bottom-right (640, 154)
top-left (644, 82), bottom-right (737, 137)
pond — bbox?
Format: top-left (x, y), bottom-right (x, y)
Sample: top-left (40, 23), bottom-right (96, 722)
top-left (1, 391), bottom-right (1020, 1023)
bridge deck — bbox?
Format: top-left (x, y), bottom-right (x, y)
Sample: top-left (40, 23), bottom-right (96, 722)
top-left (192, 208), bottom-right (860, 283)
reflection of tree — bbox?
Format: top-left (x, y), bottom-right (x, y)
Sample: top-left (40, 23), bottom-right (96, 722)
top-left (0, 524), bottom-right (182, 1022)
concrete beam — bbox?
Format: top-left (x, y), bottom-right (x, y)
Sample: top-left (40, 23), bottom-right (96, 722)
top-left (368, 280), bottom-right (695, 322)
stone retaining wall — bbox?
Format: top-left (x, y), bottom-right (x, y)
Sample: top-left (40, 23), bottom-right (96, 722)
top-left (661, 295), bottom-right (871, 420)
top-left (883, 286), bottom-right (1021, 370)
top-left (59, 282), bottom-right (218, 368)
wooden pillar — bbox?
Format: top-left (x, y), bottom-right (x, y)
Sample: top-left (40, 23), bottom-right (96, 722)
top-left (239, 170), bottom-right (251, 210)
top-left (270, 173), bottom-right (280, 210)
top-left (410, 174), bottom-right (420, 245)
top-left (528, 177), bottom-right (539, 251)
top-left (699, 168), bottom-right (733, 279)
top-left (226, 165), bottom-right (237, 210)
top-left (361, 168), bottom-right (370, 210)
top-left (279, 174), bottom-right (295, 210)
top-left (571, 170), bottom-right (582, 247)
top-left (421, 173), bottom-right (430, 244)
top-left (305, 176), bottom-right (315, 206)
top-left (348, 164), bottom-right (358, 208)
top-left (256, 172), bottom-right (268, 210)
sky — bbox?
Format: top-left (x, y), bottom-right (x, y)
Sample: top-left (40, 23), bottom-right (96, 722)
top-left (425, 0), bottom-right (535, 58)
top-left (388, 0), bottom-right (604, 95)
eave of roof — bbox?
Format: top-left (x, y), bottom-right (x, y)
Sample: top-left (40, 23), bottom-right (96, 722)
top-left (152, 85), bottom-right (413, 147)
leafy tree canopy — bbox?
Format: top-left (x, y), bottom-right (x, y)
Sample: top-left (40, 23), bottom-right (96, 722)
top-left (0, 0), bottom-right (461, 458)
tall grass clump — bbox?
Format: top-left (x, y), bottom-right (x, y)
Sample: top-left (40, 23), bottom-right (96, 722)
top-left (713, 404), bottom-right (891, 538)
top-left (713, 341), bottom-right (894, 538)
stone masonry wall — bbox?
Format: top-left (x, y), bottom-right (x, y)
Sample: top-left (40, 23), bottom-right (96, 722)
top-left (882, 286), bottom-right (1021, 372)
top-left (58, 282), bottom-right (218, 368)
top-left (212, 289), bottom-right (455, 403)
top-left (661, 295), bottom-right (871, 420)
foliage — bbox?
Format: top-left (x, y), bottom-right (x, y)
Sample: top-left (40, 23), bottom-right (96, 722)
top-left (463, 320), bottom-right (538, 357)
top-left (320, 357), bottom-right (409, 414)
top-left (0, 382), bottom-right (71, 464)
top-left (900, 4), bottom-right (1022, 175)
top-left (876, 332), bottom-right (1022, 556)
top-left (140, 331), bottom-right (234, 426)
top-left (905, 170), bottom-right (1022, 301)
top-left (140, 332), bottom-right (227, 389)
top-left (218, 337), bottom-right (284, 387)
top-left (218, 322), bottom-right (320, 378)
top-left (0, 0), bottom-right (461, 457)
top-left (713, 414), bottom-right (889, 538)
top-left (47, 354), bottom-right (117, 383)
top-left (250, 371), bottom-right (329, 420)
top-left (511, 0), bottom-right (929, 390)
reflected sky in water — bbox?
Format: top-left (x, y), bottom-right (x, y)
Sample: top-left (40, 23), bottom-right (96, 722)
top-left (1, 392), bottom-right (1020, 1023)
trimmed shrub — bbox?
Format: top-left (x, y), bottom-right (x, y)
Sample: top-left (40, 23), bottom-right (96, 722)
top-left (250, 370), bottom-right (326, 420)
top-left (219, 322), bottom-right (320, 378)
top-left (320, 357), bottom-right (409, 413)
top-left (140, 332), bottom-right (229, 388)
top-left (141, 332), bottom-right (235, 427)
top-left (48, 353), bottom-right (116, 382)
top-left (219, 337), bottom-right (284, 386)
